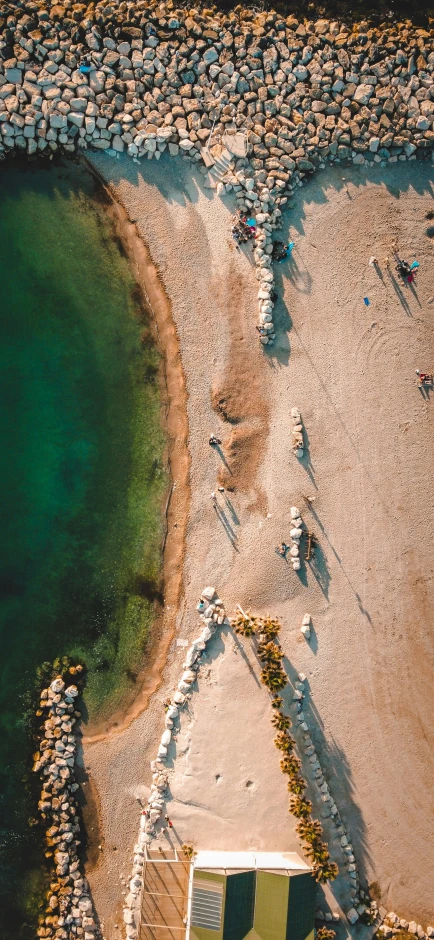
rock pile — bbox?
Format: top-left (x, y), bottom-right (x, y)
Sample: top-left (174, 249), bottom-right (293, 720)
top-left (291, 407), bottom-right (304, 457)
top-left (1, 3), bottom-right (434, 346)
top-left (380, 914), bottom-right (434, 939)
top-left (300, 612), bottom-right (312, 639)
top-left (123, 586), bottom-right (228, 940)
top-left (289, 504), bottom-right (304, 570)
top-left (32, 671), bottom-right (96, 940)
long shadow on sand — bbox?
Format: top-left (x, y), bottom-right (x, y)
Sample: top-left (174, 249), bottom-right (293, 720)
top-left (282, 658), bottom-right (373, 901)
top-left (213, 502), bottom-right (239, 551)
top-left (306, 502), bottom-right (371, 623)
top-left (298, 423), bottom-right (317, 489)
top-left (307, 537), bottom-right (331, 601)
top-left (286, 161), bottom-right (434, 241)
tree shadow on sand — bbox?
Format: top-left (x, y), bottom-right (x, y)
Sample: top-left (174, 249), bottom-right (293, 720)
top-left (284, 160), bottom-right (434, 241)
top-left (282, 658), bottom-right (373, 902)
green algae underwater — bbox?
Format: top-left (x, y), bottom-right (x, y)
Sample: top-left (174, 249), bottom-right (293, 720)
top-left (0, 158), bottom-right (167, 938)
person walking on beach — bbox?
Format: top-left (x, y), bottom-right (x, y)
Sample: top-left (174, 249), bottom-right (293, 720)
top-left (164, 815), bottom-right (173, 828)
top-left (210, 492), bottom-right (217, 506)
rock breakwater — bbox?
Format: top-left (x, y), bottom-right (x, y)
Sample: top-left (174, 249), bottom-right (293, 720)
top-left (1, 3), bottom-right (434, 342)
top-left (123, 586), bottom-right (228, 940)
top-left (32, 665), bottom-right (96, 940)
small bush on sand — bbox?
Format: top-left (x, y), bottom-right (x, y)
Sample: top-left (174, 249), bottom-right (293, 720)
top-left (313, 861), bottom-right (339, 884)
top-left (261, 663), bottom-right (287, 691)
top-left (289, 796), bottom-right (312, 818)
top-left (271, 712), bottom-right (291, 731)
top-left (305, 841), bottom-right (330, 865)
top-left (280, 754), bottom-right (301, 775)
top-left (296, 819), bottom-right (323, 843)
top-left (316, 927), bottom-right (336, 940)
top-left (257, 640), bottom-right (283, 663)
top-left (287, 774), bottom-right (307, 795)
top-left (274, 731), bottom-right (296, 752)
top-left (257, 614), bottom-right (282, 640)
top-left (231, 608), bottom-right (256, 636)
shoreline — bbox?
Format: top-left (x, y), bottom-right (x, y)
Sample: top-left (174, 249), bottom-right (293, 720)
top-left (81, 158), bottom-right (191, 745)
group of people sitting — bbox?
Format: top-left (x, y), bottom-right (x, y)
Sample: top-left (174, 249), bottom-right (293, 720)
top-left (272, 241), bottom-right (294, 262)
top-left (231, 212), bottom-right (256, 243)
top-left (395, 258), bottom-right (419, 284)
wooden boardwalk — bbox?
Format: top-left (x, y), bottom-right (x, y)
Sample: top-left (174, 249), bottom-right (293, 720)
top-left (139, 849), bottom-right (190, 940)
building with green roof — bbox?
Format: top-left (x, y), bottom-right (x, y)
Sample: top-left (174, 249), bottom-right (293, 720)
top-left (187, 851), bottom-right (316, 940)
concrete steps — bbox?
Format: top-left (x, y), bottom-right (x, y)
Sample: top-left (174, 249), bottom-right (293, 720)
top-left (209, 147), bottom-right (234, 181)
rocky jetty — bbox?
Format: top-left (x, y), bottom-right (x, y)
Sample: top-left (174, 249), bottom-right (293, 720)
top-left (32, 667), bottom-right (96, 940)
top-left (123, 586), bottom-right (228, 940)
top-left (0, 3), bottom-right (433, 342)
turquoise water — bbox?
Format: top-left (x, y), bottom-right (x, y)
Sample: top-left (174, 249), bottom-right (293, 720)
top-left (0, 160), bottom-right (166, 937)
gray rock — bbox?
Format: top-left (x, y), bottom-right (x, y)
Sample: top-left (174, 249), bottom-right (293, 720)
top-left (50, 113), bottom-right (67, 129)
top-left (5, 68), bottom-right (22, 84)
top-left (203, 48), bottom-right (219, 66)
top-left (68, 112), bottom-right (84, 128)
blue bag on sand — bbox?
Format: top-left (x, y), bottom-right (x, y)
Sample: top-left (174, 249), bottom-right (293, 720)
top-left (363, 297), bottom-right (370, 306)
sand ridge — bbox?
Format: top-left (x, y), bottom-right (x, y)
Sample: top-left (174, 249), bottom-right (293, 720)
top-left (84, 152), bottom-right (434, 936)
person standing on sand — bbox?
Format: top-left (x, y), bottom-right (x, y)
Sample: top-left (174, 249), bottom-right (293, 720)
top-left (209, 435), bottom-right (221, 446)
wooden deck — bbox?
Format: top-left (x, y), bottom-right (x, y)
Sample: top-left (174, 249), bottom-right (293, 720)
top-left (139, 849), bottom-right (190, 940)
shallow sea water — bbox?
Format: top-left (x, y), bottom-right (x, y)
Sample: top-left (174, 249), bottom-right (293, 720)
top-left (0, 159), bottom-right (166, 937)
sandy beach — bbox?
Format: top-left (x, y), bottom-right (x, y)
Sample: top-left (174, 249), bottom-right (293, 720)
top-left (84, 152), bottom-right (434, 937)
